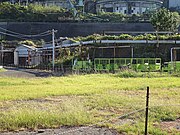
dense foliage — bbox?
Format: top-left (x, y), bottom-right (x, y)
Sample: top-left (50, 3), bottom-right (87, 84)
top-left (0, 3), bottom-right (179, 23)
top-left (0, 2), bottom-right (151, 22)
top-left (73, 33), bottom-right (180, 41)
top-left (79, 12), bottom-right (149, 22)
top-left (0, 2), bottom-right (73, 22)
top-left (150, 8), bottom-right (180, 32)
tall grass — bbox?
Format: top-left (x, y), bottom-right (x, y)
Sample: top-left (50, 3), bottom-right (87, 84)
top-left (0, 68), bottom-right (5, 72)
top-left (0, 74), bottom-right (179, 101)
top-left (0, 74), bottom-right (179, 133)
top-left (0, 99), bottom-right (93, 131)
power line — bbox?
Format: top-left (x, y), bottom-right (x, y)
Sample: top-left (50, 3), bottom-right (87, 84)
top-left (0, 31), bottom-right (28, 40)
top-left (0, 26), bottom-right (51, 37)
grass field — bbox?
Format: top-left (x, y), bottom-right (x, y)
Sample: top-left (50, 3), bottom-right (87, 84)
top-left (0, 68), bottom-right (5, 72)
top-left (0, 73), bottom-right (180, 134)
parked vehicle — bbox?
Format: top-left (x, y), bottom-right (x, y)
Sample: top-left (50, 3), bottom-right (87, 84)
top-left (162, 61), bottom-right (180, 72)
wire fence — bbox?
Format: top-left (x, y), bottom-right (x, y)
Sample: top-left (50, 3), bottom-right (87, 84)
top-left (55, 104), bottom-right (180, 135)
top-left (4, 64), bottom-right (72, 73)
top-left (49, 87), bottom-right (180, 135)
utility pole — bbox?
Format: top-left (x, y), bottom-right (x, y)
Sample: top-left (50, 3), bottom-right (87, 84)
top-left (59, 37), bottom-right (67, 74)
top-left (26, 0), bottom-right (29, 6)
top-left (52, 29), bottom-right (55, 71)
top-left (1, 43), bottom-right (3, 67)
top-left (60, 39), bottom-right (64, 74)
top-left (52, 29), bottom-right (57, 72)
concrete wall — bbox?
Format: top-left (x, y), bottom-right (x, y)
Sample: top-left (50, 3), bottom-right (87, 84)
top-left (0, 22), bottom-right (8, 39)
top-left (0, 22), bottom-right (180, 41)
top-left (169, 0), bottom-right (180, 8)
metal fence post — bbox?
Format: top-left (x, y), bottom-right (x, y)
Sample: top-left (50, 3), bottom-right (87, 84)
top-left (145, 86), bottom-right (149, 135)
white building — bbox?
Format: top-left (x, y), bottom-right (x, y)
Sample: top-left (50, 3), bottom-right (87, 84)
top-left (96, 0), bottom-right (164, 14)
top-left (14, 44), bottom-right (41, 66)
top-left (169, 0), bottom-right (180, 9)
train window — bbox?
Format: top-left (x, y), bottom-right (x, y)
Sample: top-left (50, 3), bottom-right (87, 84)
top-left (120, 60), bottom-right (125, 65)
top-left (149, 60), bottom-right (154, 64)
top-left (132, 59), bottom-right (136, 64)
top-left (126, 59), bottom-right (131, 64)
top-left (156, 59), bottom-right (161, 63)
top-left (164, 63), bottom-right (168, 67)
top-left (138, 59), bottom-right (143, 64)
top-left (115, 60), bottom-right (119, 64)
top-left (94, 60), bottom-right (99, 64)
top-left (102, 60), bottom-right (108, 64)
top-left (144, 60), bottom-right (149, 63)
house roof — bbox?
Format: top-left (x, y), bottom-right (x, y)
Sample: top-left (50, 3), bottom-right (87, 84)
top-left (16, 44), bottom-right (37, 51)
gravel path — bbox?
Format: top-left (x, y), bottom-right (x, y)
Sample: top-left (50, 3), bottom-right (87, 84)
top-left (0, 67), bottom-right (52, 78)
top-left (1, 127), bottom-right (119, 135)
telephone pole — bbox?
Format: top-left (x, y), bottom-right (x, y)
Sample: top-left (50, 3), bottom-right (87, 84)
top-left (1, 43), bottom-right (3, 67)
top-left (52, 29), bottom-right (57, 71)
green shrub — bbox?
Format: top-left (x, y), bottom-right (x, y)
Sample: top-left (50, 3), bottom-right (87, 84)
top-left (73, 33), bottom-right (180, 42)
top-left (118, 34), bottom-right (133, 40)
top-left (145, 34), bottom-right (156, 40)
top-left (0, 2), bottom-right (73, 22)
top-left (171, 34), bottom-right (180, 40)
top-left (19, 40), bottom-right (36, 47)
top-left (97, 12), bottom-right (125, 22)
top-left (159, 35), bottom-right (169, 40)
top-left (133, 35), bottom-right (146, 40)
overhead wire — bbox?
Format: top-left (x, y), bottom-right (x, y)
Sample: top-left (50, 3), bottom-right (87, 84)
top-left (0, 26), bottom-right (51, 37)
top-left (0, 26), bottom-right (51, 36)
top-left (0, 31), bottom-right (28, 40)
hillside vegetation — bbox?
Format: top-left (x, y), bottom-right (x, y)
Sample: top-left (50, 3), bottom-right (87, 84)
top-left (0, 2), bottom-right (73, 22)
top-left (0, 2), bottom-right (157, 23)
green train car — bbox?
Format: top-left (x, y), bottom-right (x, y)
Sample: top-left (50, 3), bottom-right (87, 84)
top-left (131, 58), bottom-right (161, 72)
top-left (162, 61), bottom-right (180, 72)
top-left (94, 58), bottom-right (132, 71)
top-left (72, 59), bottom-right (93, 72)
top-left (73, 58), bottom-right (162, 72)
top-left (94, 58), bottom-right (161, 72)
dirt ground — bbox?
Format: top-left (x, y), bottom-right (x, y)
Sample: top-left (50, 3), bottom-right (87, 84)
top-left (0, 67), bottom-right (53, 78)
top-left (1, 127), bottom-right (119, 135)
top-left (160, 119), bottom-right (180, 133)
top-left (0, 68), bottom-right (120, 135)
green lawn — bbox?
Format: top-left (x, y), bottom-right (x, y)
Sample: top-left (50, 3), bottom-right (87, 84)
top-left (0, 74), bottom-right (179, 134)
top-left (0, 68), bottom-right (5, 72)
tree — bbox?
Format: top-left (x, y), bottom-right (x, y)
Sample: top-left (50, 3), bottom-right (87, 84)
top-left (150, 8), bottom-right (180, 32)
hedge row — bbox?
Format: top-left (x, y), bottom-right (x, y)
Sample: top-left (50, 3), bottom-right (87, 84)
top-left (73, 34), bottom-right (180, 41)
